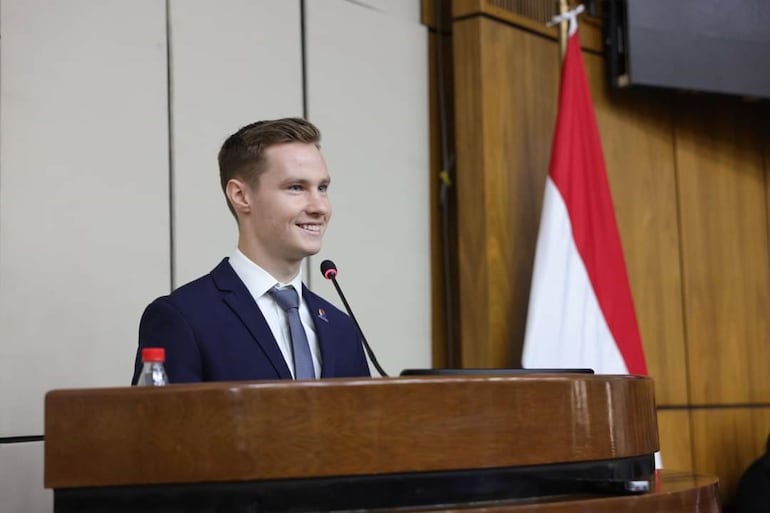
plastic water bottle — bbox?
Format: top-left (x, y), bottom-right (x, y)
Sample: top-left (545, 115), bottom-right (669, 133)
top-left (136, 347), bottom-right (169, 386)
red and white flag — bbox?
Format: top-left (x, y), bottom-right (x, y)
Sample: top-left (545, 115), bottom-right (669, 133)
top-left (522, 14), bottom-right (647, 376)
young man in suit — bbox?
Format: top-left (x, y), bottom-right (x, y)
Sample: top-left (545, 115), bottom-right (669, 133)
top-left (132, 118), bottom-right (370, 383)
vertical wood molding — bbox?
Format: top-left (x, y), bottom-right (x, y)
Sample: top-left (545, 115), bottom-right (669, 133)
top-left (454, 14), bottom-right (561, 368)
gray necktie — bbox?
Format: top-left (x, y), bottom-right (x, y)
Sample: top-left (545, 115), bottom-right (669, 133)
top-left (269, 286), bottom-right (315, 379)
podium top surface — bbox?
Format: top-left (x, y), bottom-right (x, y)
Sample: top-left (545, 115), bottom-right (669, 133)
top-left (45, 374), bottom-right (658, 489)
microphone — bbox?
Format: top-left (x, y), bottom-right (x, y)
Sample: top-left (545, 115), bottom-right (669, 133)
top-left (320, 259), bottom-right (388, 377)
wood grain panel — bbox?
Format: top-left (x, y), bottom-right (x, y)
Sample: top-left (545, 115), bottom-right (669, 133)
top-left (45, 375), bottom-right (658, 488)
top-left (453, 18), bottom-right (492, 366)
top-left (479, 18), bottom-right (560, 367)
top-left (584, 55), bottom-right (688, 405)
top-left (657, 410), bottom-right (694, 471)
top-left (453, 16), bottom-right (560, 367)
top-left (427, 472), bottom-right (719, 512)
top-left (691, 407), bottom-right (770, 504)
top-left (675, 96), bottom-right (770, 404)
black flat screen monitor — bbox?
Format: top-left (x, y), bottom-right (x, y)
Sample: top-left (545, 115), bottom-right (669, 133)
top-left (606, 0), bottom-right (770, 100)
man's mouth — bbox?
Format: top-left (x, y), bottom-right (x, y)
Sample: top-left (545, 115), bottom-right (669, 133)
top-left (298, 224), bottom-right (322, 233)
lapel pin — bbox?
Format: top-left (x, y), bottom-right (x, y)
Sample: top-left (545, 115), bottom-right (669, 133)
top-left (317, 308), bottom-right (328, 322)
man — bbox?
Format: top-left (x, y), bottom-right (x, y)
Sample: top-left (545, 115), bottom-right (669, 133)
top-left (131, 118), bottom-right (370, 383)
top-left (731, 433), bottom-right (770, 513)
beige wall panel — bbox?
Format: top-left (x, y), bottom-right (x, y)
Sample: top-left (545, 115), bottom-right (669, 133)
top-left (169, 0), bottom-right (302, 286)
top-left (585, 57), bottom-right (687, 405)
top-left (0, 0), bottom-right (169, 436)
top-left (691, 408), bottom-right (770, 504)
top-left (305, 0), bottom-right (431, 375)
top-left (657, 410), bottom-right (694, 471)
top-left (675, 97), bottom-right (770, 404)
top-left (0, 442), bottom-right (50, 513)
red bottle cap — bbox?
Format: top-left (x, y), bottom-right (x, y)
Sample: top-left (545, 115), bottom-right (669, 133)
top-left (141, 347), bottom-right (165, 363)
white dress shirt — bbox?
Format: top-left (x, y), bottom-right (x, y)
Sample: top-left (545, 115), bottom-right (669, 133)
top-left (228, 249), bottom-right (321, 378)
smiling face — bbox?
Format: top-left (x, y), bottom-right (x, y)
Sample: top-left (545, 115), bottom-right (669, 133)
top-left (230, 142), bottom-right (332, 281)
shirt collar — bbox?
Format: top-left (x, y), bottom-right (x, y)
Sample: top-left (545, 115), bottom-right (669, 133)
top-left (228, 249), bottom-right (304, 298)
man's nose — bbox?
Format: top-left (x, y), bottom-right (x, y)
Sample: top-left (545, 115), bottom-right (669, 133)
top-left (306, 190), bottom-right (330, 215)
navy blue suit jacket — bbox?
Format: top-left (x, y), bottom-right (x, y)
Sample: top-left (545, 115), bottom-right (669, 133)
top-left (131, 258), bottom-right (370, 383)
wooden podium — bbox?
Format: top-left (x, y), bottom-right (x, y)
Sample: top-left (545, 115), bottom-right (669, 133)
top-left (44, 374), bottom-right (719, 512)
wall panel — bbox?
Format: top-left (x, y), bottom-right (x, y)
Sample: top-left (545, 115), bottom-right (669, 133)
top-left (452, 18), bottom-right (490, 366)
top-left (0, 443), bottom-right (50, 512)
top-left (453, 17), bottom-right (560, 367)
top-left (691, 408), bottom-right (770, 502)
top-left (0, 0), bottom-right (169, 510)
top-left (169, 0), bottom-right (303, 286)
top-left (305, 0), bottom-right (430, 375)
top-left (657, 410), bottom-right (694, 471)
top-left (0, 0), bottom-right (169, 436)
top-left (675, 97), bottom-right (770, 405)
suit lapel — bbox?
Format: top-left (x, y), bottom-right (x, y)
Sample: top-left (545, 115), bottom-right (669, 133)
top-left (211, 259), bottom-right (292, 379)
top-left (303, 285), bottom-right (335, 378)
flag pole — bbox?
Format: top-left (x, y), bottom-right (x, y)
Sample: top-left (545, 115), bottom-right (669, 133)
top-left (549, 3), bottom-right (585, 62)
top-left (558, 0), bottom-right (569, 60)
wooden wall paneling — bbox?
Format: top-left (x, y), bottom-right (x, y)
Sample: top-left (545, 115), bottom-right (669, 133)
top-left (691, 407), bottom-right (770, 504)
top-left (479, 19), bottom-right (560, 367)
top-left (675, 96), bottom-right (770, 405)
top-left (453, 18), bottom-right (491, 366)
top-left (657, 410), bottom-right (694, 472)
top-left (585, 55), bottom-right (688, 405)
top-left (453, 16), bottom-right (561, 367)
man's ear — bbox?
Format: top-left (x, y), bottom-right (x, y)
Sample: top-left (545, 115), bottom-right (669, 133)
top-left (225, 178), bottom-right (251, 215)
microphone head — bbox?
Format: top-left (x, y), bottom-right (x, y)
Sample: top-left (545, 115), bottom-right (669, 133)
top-left (320, 259), bottom-right (338, 280)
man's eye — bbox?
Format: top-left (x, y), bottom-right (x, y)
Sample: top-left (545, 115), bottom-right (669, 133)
top-left (288, 184), bottom-right (303, 191)
top-left (319, 185), bottom-right (329, 192)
